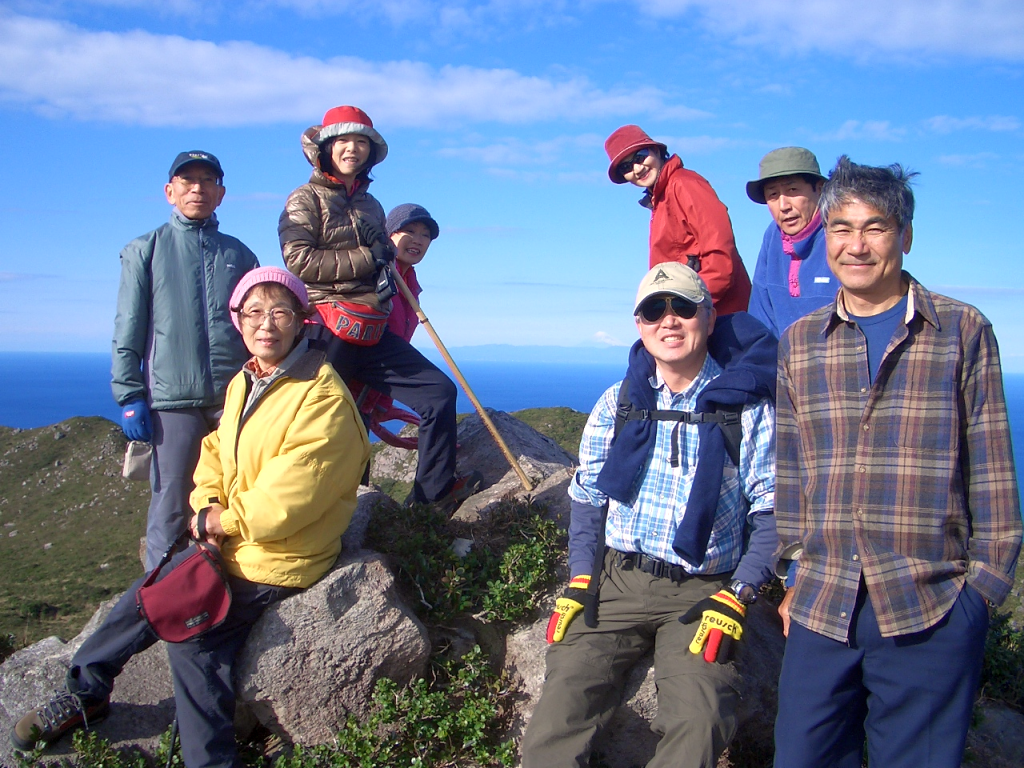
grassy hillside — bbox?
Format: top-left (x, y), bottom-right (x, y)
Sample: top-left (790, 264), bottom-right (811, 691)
top-left (0, 418), bottom-right (149, 646)
top-left (0, 408), bottom-right (591, 649)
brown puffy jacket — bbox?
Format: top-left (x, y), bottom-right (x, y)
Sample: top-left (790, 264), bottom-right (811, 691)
top-left (278, 126), bottom-right (388, 308)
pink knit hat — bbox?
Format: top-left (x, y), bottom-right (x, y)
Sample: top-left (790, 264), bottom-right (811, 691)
top-left (604, 125), bottom-right (667, 184)
top-left (313, 105), bottom-right (389, 164)
top-left (229, 267), bottom-right (310, 332)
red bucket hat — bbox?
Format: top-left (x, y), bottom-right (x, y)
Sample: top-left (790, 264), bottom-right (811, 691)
top-left (605, 125), bottom-right (667, 184)
top-left (314, 105), bottom-right (389, 164)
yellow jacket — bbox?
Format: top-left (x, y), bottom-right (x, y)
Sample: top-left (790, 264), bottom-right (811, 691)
top-left (190, 339), bottom-right (369, 588)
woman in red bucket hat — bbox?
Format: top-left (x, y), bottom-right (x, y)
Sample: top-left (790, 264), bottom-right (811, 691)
top-left (279, 106), bottom-right (480, 513)
top-left (605, 125), bottom-right (752, 315)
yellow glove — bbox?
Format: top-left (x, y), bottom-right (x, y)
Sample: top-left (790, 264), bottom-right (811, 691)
top-left (679, 590), bottom-right (746, 663)
top-left (546, 575), bottom-right (592, 643)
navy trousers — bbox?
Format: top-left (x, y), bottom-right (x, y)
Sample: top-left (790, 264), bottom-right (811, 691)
top-left (773, 582), bottom-right (988, 768)
top-left (326, 328), bottom-right (457, 503)
top-left (68, 548), bottom-right (298, 768)
top-left (145, 407), bottom-right (220, 570)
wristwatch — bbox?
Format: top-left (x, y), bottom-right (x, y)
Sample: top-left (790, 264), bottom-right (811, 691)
top-left (728, 579), bottom-right (757, 606)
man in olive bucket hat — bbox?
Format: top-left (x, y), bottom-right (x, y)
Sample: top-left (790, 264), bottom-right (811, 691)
top-left (745, 147), bottom-right (835, 337)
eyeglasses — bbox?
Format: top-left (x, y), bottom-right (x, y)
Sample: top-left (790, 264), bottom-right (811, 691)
top-left (173, 175), bottom-right (221, 189)
top-left (616, 147), bottom-right (653, 178)
top-left (636, 296), bottom-right (699, 324)
top-left (238, 308), bottom-right (297, 329)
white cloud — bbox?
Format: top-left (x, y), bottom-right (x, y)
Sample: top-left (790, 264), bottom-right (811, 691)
top-left (0, 13), bottom-right (689, 127)
top-left (817, 120), bottom-right (905, 142)
top-left (0, 272), bottom-right (49, 282)
top-left (937, 152), bottom-right (999, 167)
top-left (593, 331), bottom-right (628, 346)
top-left (634, 0), bottom-right (1024, 60)
top-left (655, 135), bottom-right (736, 154)
top-left (924, 115), bottom-right (1021, 134)
top-left (437, 134), bottom-right (603, 166)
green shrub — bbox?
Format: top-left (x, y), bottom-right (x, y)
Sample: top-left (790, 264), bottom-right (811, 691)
top-left (366, 496), bottom-right (564, 625)
top-left (0, 632), bottom-right (16, 663)
top-left (980, 611), bottom-right (1024, 710)
top-left (297, 646), bottom-right (516, 768)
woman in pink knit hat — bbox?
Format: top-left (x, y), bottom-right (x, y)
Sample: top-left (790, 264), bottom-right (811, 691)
top-left (605, 124), bottom-right (751, 316)
top-left (278, 107), bottom-right (480, 512)
top-left (11, 266), bottom-right (369, 766)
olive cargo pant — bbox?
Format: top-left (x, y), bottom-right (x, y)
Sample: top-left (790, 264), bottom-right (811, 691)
top-left (520, 549), bottom-right (742, 768)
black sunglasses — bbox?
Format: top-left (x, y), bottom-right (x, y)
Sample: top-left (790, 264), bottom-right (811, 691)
top-left (615, 147), bottom-right (653, 178)
top-left (636, 296), bottom-right (699, 323)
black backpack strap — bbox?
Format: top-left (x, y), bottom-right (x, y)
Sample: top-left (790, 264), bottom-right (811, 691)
top-left (612, 374), bottom-right (744, 467)
top-left (715, 406), bottom-right (744, 468)
top-left (613, 378), bottom-right (631, 441)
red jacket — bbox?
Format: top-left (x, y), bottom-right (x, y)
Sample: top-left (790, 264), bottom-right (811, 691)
top-left (646, 155), bottom-right (751, 315)
top-left (387, 264), bottom-right (422, 342)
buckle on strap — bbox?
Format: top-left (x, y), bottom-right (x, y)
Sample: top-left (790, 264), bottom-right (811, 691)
top-left (616, 551), bottom-right (688, 582)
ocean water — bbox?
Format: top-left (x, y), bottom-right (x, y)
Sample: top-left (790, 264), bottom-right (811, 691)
top-left (2, 353), bottom-right (1024, 491)
top-left (0, 353), bottom-right (625, 429)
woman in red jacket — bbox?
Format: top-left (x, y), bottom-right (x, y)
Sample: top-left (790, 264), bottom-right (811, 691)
top-left (605, 125), bottom-right (751, 315)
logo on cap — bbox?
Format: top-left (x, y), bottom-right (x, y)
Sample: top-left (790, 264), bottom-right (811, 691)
top-left (652, 269), bottom-right (671, 284)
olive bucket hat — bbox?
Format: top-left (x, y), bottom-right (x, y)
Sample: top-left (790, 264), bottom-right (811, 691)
top-left (746, 147), bottom-right (825, 204)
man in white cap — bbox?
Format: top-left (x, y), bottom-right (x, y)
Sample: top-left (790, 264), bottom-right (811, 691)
top-left (746, 147), bottom-right (834, 337)
top-left (520, 263), bottom-right (778, 768)
top-left (112, 150), bottom-right (259, 570)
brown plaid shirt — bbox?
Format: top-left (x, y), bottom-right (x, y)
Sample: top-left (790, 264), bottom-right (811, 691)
top-left (777, 274), bottom-right (1021, 641)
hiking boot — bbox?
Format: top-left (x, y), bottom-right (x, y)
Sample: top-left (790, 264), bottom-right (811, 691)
top-left (10, 689), bottom-right (110, 751)
top-left (431, 470), bottom-right (484, 515)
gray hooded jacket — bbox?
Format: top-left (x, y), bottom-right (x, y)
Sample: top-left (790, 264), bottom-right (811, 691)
top-left (111, 210), bottom-right (259, 410)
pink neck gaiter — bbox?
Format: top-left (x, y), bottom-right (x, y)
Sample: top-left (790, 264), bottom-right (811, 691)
top-left (781, 209), bottom-right (822, 298)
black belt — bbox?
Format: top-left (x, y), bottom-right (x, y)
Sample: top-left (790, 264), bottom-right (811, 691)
top-left (615, 550), bottom-right (689, 582)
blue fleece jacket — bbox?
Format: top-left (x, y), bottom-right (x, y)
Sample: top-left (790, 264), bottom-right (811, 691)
top-left (748, 219), bottom-right (835, 338)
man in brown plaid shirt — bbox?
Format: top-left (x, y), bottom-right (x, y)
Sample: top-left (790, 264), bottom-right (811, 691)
top-left (772, 156), bottom-right (1021, 768)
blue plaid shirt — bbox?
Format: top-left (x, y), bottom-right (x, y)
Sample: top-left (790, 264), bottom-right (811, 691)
top-left (570, 354), bottom-right (776, 575)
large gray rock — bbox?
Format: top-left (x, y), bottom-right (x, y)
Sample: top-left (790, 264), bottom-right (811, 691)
top-left (504, 597), bottom-right (785, 767)
top-left (371, 409), bottom-right (577, 527)
top-left (236, 550), bottom-right (431, 745)
top-left (0, 596), bottom-right (175, 766)
top-left (0, 550), bottom-right (429, 763)
top-left (966, 702), bottom-right (1024, 768)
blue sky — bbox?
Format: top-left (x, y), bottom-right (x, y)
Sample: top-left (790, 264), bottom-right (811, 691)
top-left (1, 1), bottom-right (1023, 368)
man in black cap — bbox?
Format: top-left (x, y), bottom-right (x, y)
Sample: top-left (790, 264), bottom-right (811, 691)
top-left (746, 147), bottom-right (834, 337)
top-left (111, 151), bottom-right (259, 570)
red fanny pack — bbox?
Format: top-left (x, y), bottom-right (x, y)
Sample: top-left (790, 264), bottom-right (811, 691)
top-left (316, 301), bottom-right (389, 346)
top-left (136, 539), bottom-right (232, 643)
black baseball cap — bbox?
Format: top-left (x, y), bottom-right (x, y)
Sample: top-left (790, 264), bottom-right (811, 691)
top-left (168, 151), bottom-right (224, 181)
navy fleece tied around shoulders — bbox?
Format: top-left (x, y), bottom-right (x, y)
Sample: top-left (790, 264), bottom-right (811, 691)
top-left (595, 312), bottom-right (778, 567)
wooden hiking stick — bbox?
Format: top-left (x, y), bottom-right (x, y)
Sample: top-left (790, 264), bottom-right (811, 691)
top-left (388, 266), bottom-right (534, 492)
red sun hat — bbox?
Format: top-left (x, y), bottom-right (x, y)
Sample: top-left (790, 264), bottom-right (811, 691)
top-left (605, 125), bottom-right (667, 184)
top-left (314, 105), bottom-right (389, 164)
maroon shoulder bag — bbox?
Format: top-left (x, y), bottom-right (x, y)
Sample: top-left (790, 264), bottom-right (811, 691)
top-left (136, 513), bottom-right (232, 643)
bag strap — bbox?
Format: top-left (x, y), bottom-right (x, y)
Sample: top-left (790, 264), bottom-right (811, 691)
top-left (613, 378), bottom-right (744, 466)
top-left (139, 530), bottom-right (191, 588)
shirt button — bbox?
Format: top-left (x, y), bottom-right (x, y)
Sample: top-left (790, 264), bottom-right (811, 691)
top-left (852, 554), bottom-right (860, 562)
top-left (863, 424), bottom-right (870, 431)
top-left (860, 387), bottom-right (868, 394)
top-left (840, 611), bottom-right (848, 618)
top-left (856, 509), bottom-right (863, 516)
top-left (858, 466), bottom-right (866, 473)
